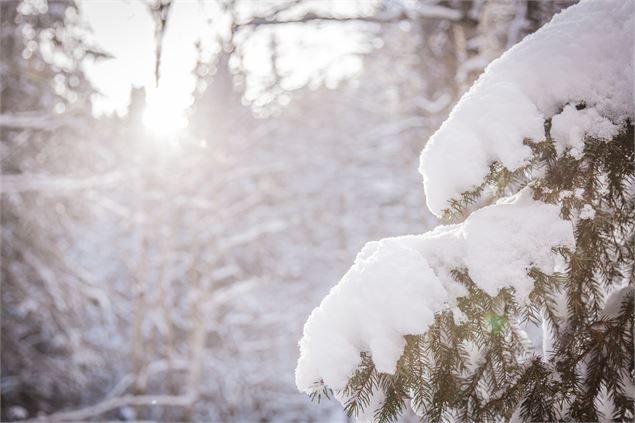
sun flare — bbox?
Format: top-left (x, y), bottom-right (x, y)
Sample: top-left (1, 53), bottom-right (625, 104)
top-left (142, 97), bottom-right (187, 135)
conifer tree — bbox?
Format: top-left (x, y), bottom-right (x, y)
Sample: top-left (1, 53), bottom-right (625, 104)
top-left (296, 1), bottom-right (634, 421)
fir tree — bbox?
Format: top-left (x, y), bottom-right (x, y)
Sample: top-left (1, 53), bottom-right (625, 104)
top-left (298, 1), bottom-right (634, 421)
top-left (327, 122), bottom-right (633, 422)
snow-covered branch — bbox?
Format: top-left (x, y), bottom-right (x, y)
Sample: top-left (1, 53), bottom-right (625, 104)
top-left (237, 5), bottom-right (464, 28)
top-left (1, 172), bottom-right (125, 193)
top-left (0, 112), bottom-right (80, 131)
top-left (29, 394), bottom-right (194, 422)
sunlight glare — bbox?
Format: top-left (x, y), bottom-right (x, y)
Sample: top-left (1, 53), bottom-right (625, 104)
top-left (142, 93), bottom-right (188, 135)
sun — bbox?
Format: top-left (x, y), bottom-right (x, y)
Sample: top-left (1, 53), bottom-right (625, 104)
top-left (142, 95), bottom-right (188, 136)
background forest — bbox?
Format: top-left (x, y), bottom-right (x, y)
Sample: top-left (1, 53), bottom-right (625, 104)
top-left (1, 0), bottom-right (575, 421)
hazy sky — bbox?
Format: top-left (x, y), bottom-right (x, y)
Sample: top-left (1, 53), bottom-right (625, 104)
top-left (78, 0), bottom-right (372, 124)
top-left (80, 0), bottom-right (211, 118)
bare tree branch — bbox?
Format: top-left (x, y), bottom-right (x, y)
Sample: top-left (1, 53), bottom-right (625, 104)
top-left (146, 0), bottom-right (174, 87)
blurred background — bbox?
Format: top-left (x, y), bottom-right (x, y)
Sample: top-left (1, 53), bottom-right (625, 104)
top-left (1, 0), bottom-right (574, 421)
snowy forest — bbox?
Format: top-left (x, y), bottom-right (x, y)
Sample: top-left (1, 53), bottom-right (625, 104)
top-left (1, 0), bottom-right (633, 422)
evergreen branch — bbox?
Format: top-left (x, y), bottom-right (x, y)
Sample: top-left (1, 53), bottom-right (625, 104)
top-left (342, 353), bottom-right (378, 417)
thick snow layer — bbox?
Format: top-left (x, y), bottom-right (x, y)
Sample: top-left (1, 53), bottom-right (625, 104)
top-left (551, 105), bottom-right (621, 159)
top-left (460, 190), bottom-right (574, 302)
top-left (296, 190), bottom-right (573, 393)
top-left (295, 238), bottom-right (451, 392)
top-left (420, 0), bottom-right (634, 217)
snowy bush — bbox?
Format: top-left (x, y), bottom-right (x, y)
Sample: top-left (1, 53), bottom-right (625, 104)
top-left (296, 0), bottom-right (634, 421)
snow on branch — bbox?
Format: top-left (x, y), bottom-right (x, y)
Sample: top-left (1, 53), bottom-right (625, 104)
top-left (1, 172), bottom-right (125, 193)
top-left (237, 5), bottom-right (463, 28)
top-left (295, 189), bottom-right (573, 394)
top-left (0, 112), bottom-right (81, 131)
top-left (28, 394), bottom-right (193, 422)
top-left (419, 0), bottom-right (633, 217)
